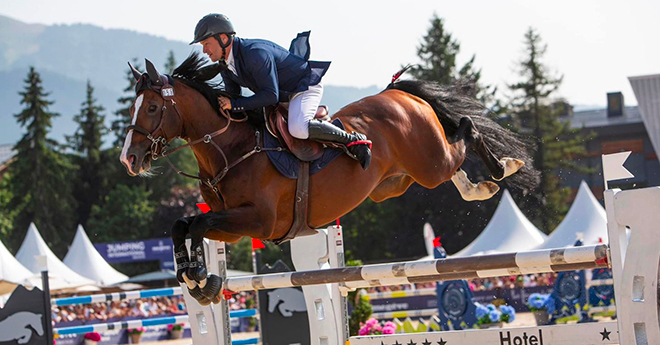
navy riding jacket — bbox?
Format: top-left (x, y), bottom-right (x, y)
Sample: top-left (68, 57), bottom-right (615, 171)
top-left (222, 31), bottom-right (331, 112)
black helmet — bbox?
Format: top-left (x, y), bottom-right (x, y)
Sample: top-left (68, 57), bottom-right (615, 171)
top-left (190, 13), bottom-right (235, 45)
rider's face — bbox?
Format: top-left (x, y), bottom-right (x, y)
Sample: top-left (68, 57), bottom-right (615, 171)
top-left (201, 35), bottom-right (231, 63)
top-left (201, 37), bottom-right (222, 62)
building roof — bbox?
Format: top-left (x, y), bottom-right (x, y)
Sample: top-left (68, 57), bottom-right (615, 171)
top-left (568, 106), bottom-right (643, 129)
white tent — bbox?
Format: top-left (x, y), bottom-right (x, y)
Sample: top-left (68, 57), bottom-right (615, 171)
top-left (16, 223), bottom-right (96, 289)
top-left (63, 225), bottom-right (129, 286)
top-left (453, 189), bottom-right (547, 257)
top-left (0, 238), bottom-right (35, 295)
top-left (535, 181), bottom-right (607, 249)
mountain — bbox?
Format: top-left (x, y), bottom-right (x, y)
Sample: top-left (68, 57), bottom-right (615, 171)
top-left (0, 15), bottom-right (382, 146)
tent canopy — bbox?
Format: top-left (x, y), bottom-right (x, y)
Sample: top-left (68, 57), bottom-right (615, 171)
top-left (16, 223), bottom-right (96, 289)
top-left (63, 225), bottom-right (129, 286)
top-left (535, 181), bottom-right (607, 249)
top-left (453, 190), bottom-right (547, 257)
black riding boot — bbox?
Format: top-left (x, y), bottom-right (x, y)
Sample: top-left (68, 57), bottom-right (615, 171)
top-left (308, 119), bottom-right (372, 170)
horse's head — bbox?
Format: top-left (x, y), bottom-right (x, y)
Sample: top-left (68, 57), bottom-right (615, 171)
top-left (120, 59), bottom-right (184, 176)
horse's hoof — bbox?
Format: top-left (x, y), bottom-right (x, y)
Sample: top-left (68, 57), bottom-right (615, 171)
top-left (495, 157), bottom-right (525, 180)
top-left (211, 294), bottom-right (223, 304)
top-left (199, 274), bottom-right (223, 300)
top-left (477, 181), bottom-right (500, 199)
top-left (187, 263), bottom-right (208, 282)
top-left (188, 286), bottom-right (212, 306)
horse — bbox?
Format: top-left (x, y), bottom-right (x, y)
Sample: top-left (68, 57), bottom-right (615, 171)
top-left (119, 52), bottom-right (537, 305)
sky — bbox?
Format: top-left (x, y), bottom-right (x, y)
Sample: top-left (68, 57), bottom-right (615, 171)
top-left (2, 0), bottom-right (659, 107)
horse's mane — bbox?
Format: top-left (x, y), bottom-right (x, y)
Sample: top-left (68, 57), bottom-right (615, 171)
top-left (171, 52), bottom-right (224, 114)
top-left (172, 51), bottom-right (264, 126)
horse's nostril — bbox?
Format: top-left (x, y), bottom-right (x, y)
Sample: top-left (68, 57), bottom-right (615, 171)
top-left (129, 155), bottom-right (137, 169)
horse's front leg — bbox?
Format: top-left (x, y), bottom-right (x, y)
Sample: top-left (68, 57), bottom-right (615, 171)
top-left (186, 205), bottom-right (269, 301)
top-left (170, 215), bottom-right (217, 305)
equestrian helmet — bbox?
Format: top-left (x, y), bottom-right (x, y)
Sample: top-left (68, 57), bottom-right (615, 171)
top-left (190, 13), bottom-right (235, 44)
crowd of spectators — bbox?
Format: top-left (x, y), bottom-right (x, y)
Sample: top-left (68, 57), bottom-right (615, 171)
top-left (52, 292), bottom-right (258, 325)
top-left (364, 272), bottom-right (558, 294)
top-left (52, 273), bottom-right (556, 324)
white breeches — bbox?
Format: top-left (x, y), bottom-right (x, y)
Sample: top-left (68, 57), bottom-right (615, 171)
top-left (288, 83), bottom-right (324, 139)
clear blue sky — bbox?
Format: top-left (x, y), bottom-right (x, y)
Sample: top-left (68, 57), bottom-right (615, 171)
top-left (3, 0), bottom-right (659, 107)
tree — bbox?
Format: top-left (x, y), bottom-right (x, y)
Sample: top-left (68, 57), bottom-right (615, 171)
top-left (112, 59), bottom-right (141, 147)
top-left (67, 81), bottom-right (108, 226)
top-left (8, 67), bottom-right (76, 254)
top-left (165, 50), bottom-right (177, 74)
top-left (508, 27), bottom-right (591, 232)
top-left (410, 14), bottom-right (498, 110)
top-left (87, 184), bottom-right (155, 242)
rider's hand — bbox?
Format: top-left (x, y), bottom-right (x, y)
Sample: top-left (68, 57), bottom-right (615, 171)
top-left (218, 96), bottom-right (232, 111)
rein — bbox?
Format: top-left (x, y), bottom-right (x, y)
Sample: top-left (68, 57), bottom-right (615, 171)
top-left (127, 78), bottom-right (283, 198)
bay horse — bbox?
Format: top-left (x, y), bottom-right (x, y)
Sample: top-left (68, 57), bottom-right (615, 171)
top-left (120, 53), bottom-right (537, 304)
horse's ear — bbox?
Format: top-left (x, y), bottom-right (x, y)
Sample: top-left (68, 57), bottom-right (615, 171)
top-left (127, 62), bottom-right (142, 81)
top-left (145, 59), bottom-right (160, 83)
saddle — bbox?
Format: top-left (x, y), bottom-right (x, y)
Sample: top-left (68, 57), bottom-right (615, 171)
top-left (265, 103), bottom-right (331, 161)
top-left (264, 103), bottom-right (331, 244)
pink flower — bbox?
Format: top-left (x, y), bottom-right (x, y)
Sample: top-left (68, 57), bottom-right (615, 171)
top-left (358, 325), bottom-right (369, 336)
top-left (382, 326), bottom-right (396, 335)
top-left (373, 324), bottom-right (382, 332)
top-left (167, 324), bottom-right (174, 331)
top-left (384, 321), bottom-right (396, 329)
top-left (366, 318), bottom-right (379, 327)
top-left (84, 332), bottom-right (101, 342)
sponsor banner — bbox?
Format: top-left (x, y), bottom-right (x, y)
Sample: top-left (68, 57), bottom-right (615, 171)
top-left (94, 238), bottom-right (174, 269)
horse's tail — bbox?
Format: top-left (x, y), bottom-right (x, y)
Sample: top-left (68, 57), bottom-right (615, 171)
top-left (386, 79), bottom-right (540, 193)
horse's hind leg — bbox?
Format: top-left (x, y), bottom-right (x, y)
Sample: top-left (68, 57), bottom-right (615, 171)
top-left (458, 117), bottom-right (524, 181)
top-left (451, 169), bottom-right (500, 201)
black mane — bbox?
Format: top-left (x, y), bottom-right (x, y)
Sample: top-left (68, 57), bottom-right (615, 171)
top-left (171, 51), bottom-right (263, 126)
top-left (171, 52), bottom-right (223, 113)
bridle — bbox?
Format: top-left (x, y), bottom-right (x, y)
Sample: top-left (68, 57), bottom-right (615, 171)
top-left (126, 74), bottom-right (282, 199)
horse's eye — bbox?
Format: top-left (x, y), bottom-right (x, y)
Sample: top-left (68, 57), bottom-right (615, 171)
top-left (148, 105), bottom-right (158, 112)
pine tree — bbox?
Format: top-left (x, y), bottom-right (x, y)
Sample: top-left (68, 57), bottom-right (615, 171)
top-left (411, 14), bottom-right (499, 112)
top-left (112, 59), bottom-right (141, 147)
top-left (67, 81), bottom-right (108, 226)
top-left (164, 50), bottom-right (177, 74)
top-left (508, 27), bottom-right (591, 232)
top-left (8, 67), bottom-right (76, 254)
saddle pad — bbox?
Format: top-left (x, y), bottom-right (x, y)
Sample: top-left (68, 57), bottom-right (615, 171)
top-left (265, 118), bottom-right (345, 179)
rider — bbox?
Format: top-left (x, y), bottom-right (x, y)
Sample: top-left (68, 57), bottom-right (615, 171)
top-left (190, 13), bottom-right (372, 170)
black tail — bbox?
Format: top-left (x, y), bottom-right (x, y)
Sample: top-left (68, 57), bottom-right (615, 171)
top-left (386, 79), bottom-right (539, 193)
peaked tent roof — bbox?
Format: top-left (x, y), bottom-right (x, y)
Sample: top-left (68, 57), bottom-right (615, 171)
top-left (63, 225), bottom-right (128, 286)
top-left (0, 238), bottom-right (35, 295)
top-left (453, 190), bottom-right (547, 257)
top-left (16, 223), bottom-right (96, 289)
top-left (535, 181), bottom-right (607, 249)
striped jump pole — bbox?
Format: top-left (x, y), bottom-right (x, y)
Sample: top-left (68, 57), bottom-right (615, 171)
top-left (225, 243), bottom-right (608, 292)
top-left (52, 287), bottom-right (183, 306)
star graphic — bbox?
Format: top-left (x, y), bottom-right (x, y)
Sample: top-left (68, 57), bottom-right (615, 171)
top-left (437, 339), bottom-right (447, 345)
top-left (422, 339), bottom-right (432, 345)
top-left (393, 341), bottom-right (402, 345)
top-left (600, 327), bottom-right (612, 340)
top-left (407, 340), bottom-right (417, 345)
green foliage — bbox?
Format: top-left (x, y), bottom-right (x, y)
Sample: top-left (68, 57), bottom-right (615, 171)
top-left (346, 259), bottom-right (372, 336)
top-left (508, 28), bottom-right (592, 232)
top-left (164, 50), bottom-right (177, 74)
top-left (0, 174), bottom-right (16, 240)
top-left (87, 184), bottom-right (155, 243)
top-left (112, 58), bottom-right (141, 147)
top-left (67, 81), bottom-right (108, 226)
top-left (411, 13), bottom-right (499, 111)
top-left (8, 67), bottom-right (77, 255)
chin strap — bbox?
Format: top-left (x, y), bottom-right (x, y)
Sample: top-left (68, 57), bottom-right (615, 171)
top-left (214, 34), bottom-right (234, 62)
